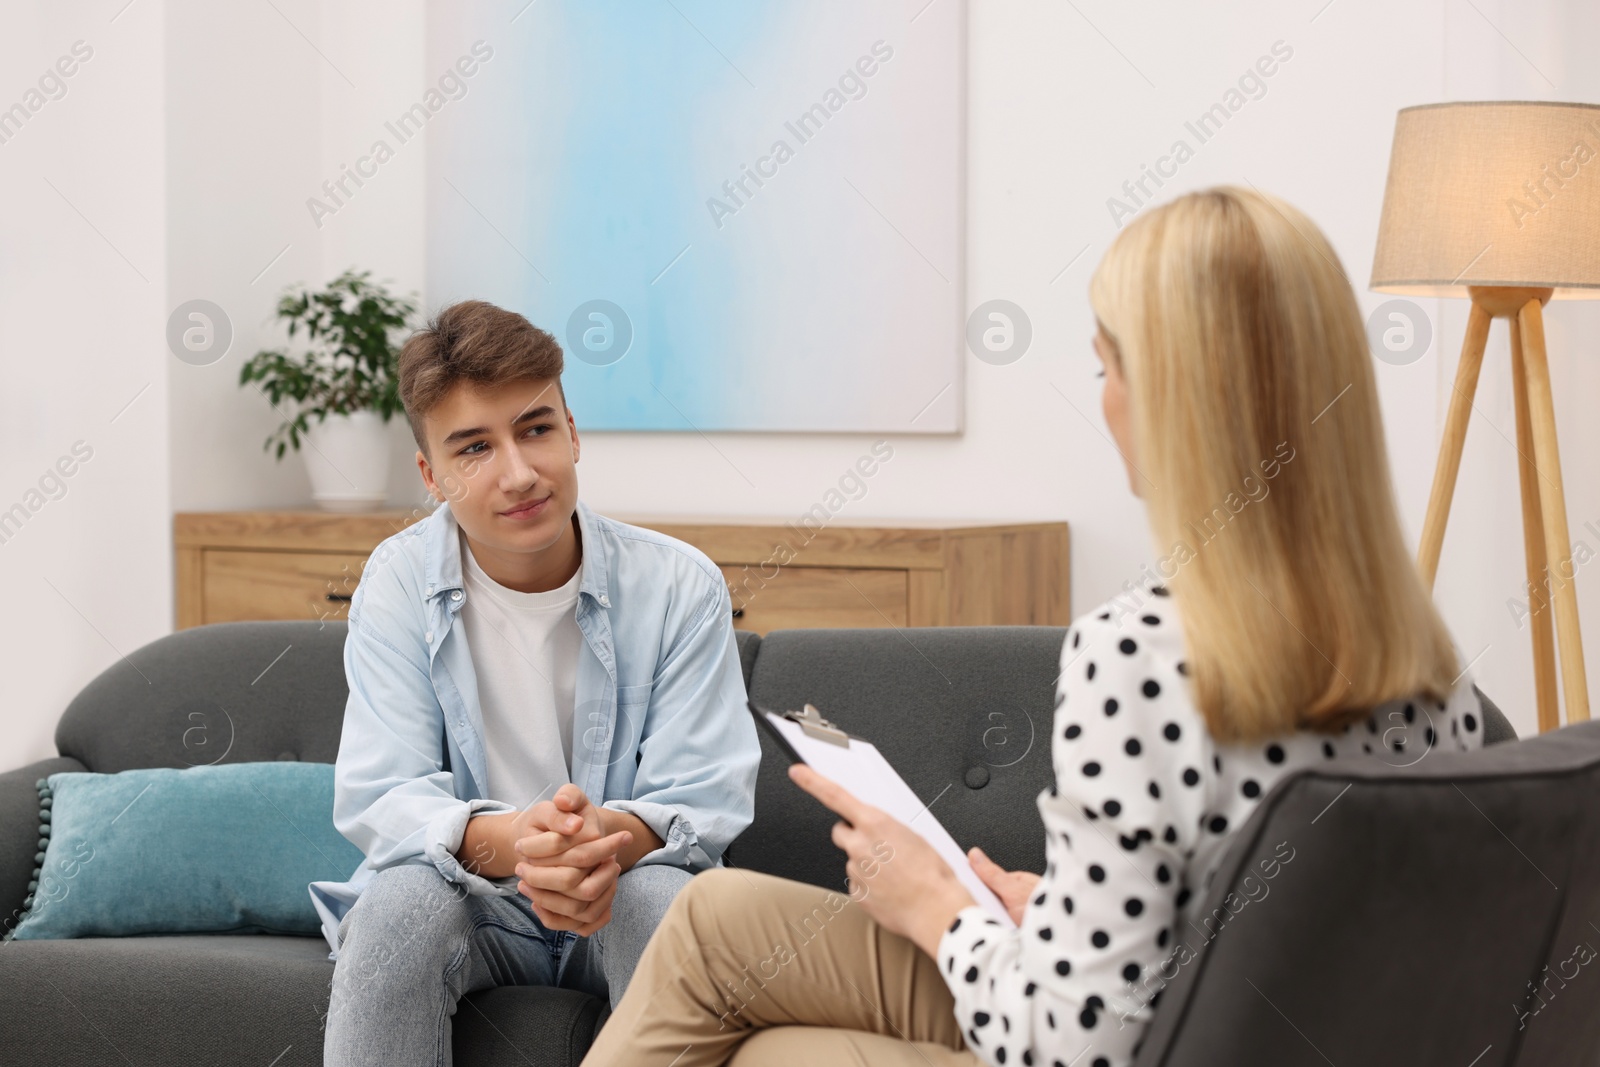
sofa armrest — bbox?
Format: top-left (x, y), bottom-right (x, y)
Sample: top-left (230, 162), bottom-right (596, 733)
top-left (0, 757), bottom-right (87, 935)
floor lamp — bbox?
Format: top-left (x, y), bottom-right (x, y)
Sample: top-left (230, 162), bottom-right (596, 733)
top-left (1371, 101), bottom-right (1600, 733)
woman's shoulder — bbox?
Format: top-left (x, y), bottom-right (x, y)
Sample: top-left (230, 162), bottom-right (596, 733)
top-left (1062, 581), bottom-right (1190, 681)
top-left (1053, 581), bottom-right (1211, 782)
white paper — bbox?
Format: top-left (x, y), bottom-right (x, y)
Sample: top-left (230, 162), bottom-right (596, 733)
top-left (766, 711), bottom-right (1016, 929)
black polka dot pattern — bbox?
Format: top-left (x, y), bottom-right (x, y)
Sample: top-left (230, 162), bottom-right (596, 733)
top-left (932, 582), bottom-right (1487, 1067)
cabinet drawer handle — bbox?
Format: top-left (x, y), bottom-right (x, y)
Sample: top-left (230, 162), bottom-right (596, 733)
top-left (730, 607), bottom-right (745, 618)
top-left (325, 593), bottom-right (354, 602)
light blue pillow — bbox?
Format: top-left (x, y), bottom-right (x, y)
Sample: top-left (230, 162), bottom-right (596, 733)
top-left (8, 761), bottom-right (364, 940)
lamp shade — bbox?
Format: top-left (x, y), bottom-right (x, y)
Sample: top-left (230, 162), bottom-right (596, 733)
top-left (1371, 101), bottom-right (1600, 298)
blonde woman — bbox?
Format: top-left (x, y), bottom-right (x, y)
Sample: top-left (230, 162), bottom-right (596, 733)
top-left (578, 186), bottom-right (1485, 1067)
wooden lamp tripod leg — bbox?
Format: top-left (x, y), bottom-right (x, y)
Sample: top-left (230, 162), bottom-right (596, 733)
top-left (1418, 303), bottom-right (1494, 590)
top-left (1518, 298), bottom-right (1590, 724)
top-left (1509, 323), bottom-right (1560, 733)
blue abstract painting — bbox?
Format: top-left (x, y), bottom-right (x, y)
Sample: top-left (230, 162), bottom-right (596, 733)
top-left (426, 0), bottom-right (965, 432)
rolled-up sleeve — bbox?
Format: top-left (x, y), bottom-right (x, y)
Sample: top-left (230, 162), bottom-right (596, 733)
top-left (336, 576), bottom-right (515, 897)
top-left (602, 579), bottom-right (759, 870)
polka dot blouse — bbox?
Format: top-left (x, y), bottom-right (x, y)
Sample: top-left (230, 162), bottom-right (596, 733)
top-left (934, 582), bottom-right (1485, 1067)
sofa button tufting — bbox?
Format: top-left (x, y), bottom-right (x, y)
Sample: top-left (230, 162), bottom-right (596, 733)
top-left (964, 766), bottom-right (990, 789)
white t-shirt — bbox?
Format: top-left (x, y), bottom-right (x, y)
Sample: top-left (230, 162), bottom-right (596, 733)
top-left (457, 529), bottom-right (584, 811)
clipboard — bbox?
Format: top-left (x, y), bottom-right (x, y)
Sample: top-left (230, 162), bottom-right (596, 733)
top-left (749, 700), bottom-right (1016, 928)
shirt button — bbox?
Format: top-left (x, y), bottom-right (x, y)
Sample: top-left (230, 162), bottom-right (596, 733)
top-left (451, 590), bottom-right (462, 601)
top-left (599, 594), bottom-right (611, 607)
top-left (425, 631), bottom-right (433, 642)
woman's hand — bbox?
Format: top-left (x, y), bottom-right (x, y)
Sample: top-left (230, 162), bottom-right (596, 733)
top-left (788, 763), bottom-right (977, 959)
top-left (967, 845), bottom-right (1041, 926)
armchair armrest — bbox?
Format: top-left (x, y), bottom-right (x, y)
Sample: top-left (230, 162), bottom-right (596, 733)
top-left (0, 757), bottom-right (87, 935)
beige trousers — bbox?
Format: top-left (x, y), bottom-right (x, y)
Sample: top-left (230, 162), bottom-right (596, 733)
top-left (579, 866), bottom-right (983, 1067)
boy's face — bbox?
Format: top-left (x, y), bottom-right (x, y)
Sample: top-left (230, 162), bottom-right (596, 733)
top-left (416, 377), bottom-right (581, 557)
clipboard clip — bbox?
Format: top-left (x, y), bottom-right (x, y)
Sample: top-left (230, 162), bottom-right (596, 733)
top-left (783, 703), bottom-right (850, 748)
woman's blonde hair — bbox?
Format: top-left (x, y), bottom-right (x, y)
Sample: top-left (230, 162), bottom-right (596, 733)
top-left (1088, 185), bottom-right (1459, 741)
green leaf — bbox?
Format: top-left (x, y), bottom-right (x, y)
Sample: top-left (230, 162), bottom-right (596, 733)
top-left (242, 267), bottom-right (417, 448)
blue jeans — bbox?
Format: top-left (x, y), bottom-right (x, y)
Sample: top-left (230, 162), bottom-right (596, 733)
top-left (323, 862), bottom-right (693, 1067)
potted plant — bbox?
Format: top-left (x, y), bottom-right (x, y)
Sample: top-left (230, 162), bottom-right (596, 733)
top-left (240, 269), bottom-right (419, 512)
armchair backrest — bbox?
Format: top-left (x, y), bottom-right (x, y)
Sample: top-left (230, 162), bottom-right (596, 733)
top-left (1133, 720), bottom-right (1600, 1066)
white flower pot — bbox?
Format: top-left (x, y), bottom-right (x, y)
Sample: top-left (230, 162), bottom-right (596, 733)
top-left (300, 410), bottom-right (391, 512)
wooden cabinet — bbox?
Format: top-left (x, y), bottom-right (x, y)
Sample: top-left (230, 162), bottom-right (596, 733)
top-left (199, 549), bottom-right (373, 625)
top-left (637, 518), bottom-right (1071, 633)
top-left (715, 565), bottom-right (909, 631)
top-left (174, 510), bottom-right (1070, 633)
top-left (174, 511), bottom-right (424, 630)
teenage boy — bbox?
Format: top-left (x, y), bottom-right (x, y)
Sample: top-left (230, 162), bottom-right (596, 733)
top-left (311, 300), bottom-right (761, 1064)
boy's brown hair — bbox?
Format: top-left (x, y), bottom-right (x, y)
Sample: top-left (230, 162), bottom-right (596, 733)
top-left (397, 300), bottom-right (565, 458)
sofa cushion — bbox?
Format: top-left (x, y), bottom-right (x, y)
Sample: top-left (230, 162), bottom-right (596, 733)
top-left (56, 621), bottom-right (352, 773)
top-left (53, 622), bottom-right (764, 776)
top-left (734, 628), bottom-right (760, 690)
top-left (0, 933), bottom-right (606, 1066)
top-left (735, 626), bottom-right (1063, 891)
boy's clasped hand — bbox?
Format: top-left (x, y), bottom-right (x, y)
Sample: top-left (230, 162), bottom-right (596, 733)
top-left (510, 783), bottom-right (633, 936)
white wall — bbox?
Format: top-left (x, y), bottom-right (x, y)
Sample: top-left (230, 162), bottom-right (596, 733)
top-left (0, 4), bottom-right (169, 771)
top-left (165, 0), bottom-right (427, 516)
top-left (4, 0), bottom-right (1594, 772)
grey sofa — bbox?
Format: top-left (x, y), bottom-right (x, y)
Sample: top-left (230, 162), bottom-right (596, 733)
top-left (4, 618), bottom-right (1584, 1067)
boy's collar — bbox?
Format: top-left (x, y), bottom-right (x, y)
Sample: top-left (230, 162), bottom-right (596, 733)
top-left (422, 498), bottom-right (610, 608)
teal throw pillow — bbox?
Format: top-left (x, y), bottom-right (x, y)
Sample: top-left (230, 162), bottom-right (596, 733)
top-left (8, 761), bottom-right (363, 940)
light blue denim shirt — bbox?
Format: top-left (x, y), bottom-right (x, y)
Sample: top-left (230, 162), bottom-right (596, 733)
top-left (307, 498), bottom-right (760, 957)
